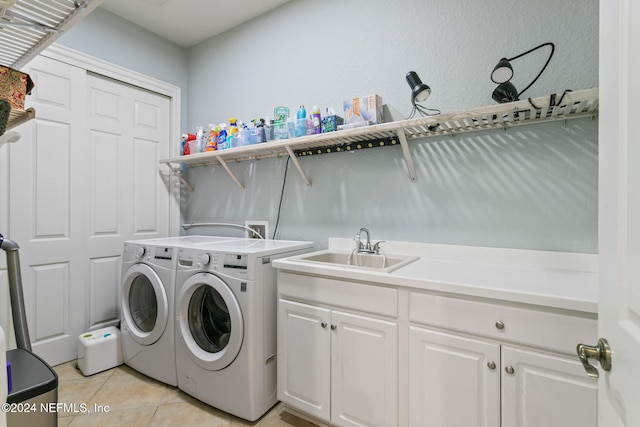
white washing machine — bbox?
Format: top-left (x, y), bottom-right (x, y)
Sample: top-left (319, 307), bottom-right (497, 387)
top-left (120, 236), bottom-right (238, 386)
top-left (174, 239), bottom-right (314, 421)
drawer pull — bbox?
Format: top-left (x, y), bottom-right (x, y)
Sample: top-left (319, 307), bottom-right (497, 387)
top-left (331, 324), bottom-right (337, 331)
top-left (495, 321), bottom-right (505, 330)
top-left (505, 365), bottom-right (515, 374)
top-left (321, 322), bottom-right (327, 329)
top-left (487, 361), bottom-right (496, 370)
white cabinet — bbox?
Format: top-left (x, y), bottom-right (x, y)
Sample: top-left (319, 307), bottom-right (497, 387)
top-left (278, 299), bottom-right (331, 421)
top-left (501, 346), bottom-right (597, 427)
top-left (409, 327), bottom-right (500, 426)
top-left (277, 273), bottom-right (398, 427)
top-left (276, 270), bottom-right (597, 427)
top-left (331, 310), bottom-right (398, 427)
top-left (409, 292), bottom-right (598, 427)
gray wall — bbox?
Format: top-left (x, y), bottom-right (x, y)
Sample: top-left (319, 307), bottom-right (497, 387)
top-left (185, 0), bottom-right (599, 252)
top-left (59, 0), bottom-right (599, 253)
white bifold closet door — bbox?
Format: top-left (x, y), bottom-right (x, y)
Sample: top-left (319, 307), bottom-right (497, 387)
top-left (3, 55), bottom-right (170, 365)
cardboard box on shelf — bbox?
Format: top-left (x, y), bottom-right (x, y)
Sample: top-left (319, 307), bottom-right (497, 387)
top-left (0, 65), bottom-right (35, 111)
top-left (343, 94), bottom-right (383, 125)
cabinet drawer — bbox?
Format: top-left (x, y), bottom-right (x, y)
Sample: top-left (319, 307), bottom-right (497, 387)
top-left (278, 272), bottom-right (397, 318)
top-left (409, 292), bottom-right (596, 355)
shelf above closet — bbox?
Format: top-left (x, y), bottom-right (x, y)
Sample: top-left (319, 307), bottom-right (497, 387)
top-left (159, 88), bottom-right (599, 189)
top-left (0, 0), bottom-right (103, 69)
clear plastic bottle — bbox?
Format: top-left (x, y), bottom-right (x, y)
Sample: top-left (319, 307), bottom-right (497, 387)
top-left (195, 126), bottom-right (205, 153)
top-left (287, 117), bottom-right (296, 139)
top-left (264, 116), bottom-right (273, 142)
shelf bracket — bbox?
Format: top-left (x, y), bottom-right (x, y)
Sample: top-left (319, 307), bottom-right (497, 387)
top-left (218, 157), bottom-right (245, 190)
top-left (285, 146), bottom-right (312, 186)
top-left (164, 164), bottom-right (194, 192)
top-left (396, 129), bottom-right (417, 182)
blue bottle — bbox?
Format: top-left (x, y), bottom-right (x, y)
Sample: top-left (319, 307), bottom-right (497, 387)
top-left (296, 105), bottom-right (307, 137)
top-left (217, 123), bottom-right (228, 150)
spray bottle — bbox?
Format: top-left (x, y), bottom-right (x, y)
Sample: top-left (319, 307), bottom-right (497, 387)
top-left (217, 123), bottom-right (228, 150)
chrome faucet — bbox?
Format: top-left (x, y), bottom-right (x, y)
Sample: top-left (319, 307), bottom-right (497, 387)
top-left (355, 228), bottom-right (378, 254)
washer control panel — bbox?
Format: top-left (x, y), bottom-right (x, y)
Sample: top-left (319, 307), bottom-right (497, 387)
top-left (223, 253), bottom-right (248, 270)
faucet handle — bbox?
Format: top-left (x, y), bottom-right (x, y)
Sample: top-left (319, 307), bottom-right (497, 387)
top-left (372, 241), bottom-right (386, 254)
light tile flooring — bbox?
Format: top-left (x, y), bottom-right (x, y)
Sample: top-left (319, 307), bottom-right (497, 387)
top-left (54, 361), bottom-right (317, 427)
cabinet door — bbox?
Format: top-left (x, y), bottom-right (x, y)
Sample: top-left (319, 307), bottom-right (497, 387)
top-left (331, 310), bottom-right (398, 427)
top-left (277, 299), bottom-right (331, 422)
top-left (409, 326), bottom-right (500, 427)
top-left (501, 346), bottom-right (597, 427)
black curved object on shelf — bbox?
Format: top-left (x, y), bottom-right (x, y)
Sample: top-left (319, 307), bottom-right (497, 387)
top-left (0, 233), bottom-right (32, 351)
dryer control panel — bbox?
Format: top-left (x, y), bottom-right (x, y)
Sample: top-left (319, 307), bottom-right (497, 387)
top-left (153, 246), bottom-right (173, 261)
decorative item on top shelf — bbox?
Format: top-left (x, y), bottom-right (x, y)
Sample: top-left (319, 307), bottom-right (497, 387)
top-left (0, 65), bottom-right (34, 111)
top-left (491, 42), bottom-right (555, 104)
top-left (0, 64), bottom-right (35, 139)
top-left (0, 99), bottom-right (10, 136)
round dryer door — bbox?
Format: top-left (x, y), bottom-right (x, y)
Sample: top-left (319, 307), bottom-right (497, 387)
top-left (121, 263), bottom-right (169, 345)
top-left (177, 272), bottom-right (243, 371)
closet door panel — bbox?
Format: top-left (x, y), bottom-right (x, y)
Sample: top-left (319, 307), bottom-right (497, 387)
top-left (8, 56), bottom-right (87, 364)
top-left (86, 74), bottom-right (170, 331)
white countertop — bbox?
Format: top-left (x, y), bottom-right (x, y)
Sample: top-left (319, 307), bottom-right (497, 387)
top-left (272, 239), bottom-right (599, 313)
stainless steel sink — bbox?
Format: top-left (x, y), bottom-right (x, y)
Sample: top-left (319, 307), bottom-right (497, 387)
top-left (296, 250), bottom-right (419, 273)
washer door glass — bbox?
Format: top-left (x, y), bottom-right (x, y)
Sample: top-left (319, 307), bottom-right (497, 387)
top-left (122, 263), bottom-right (169, 345)
top-left (178, 273), bottom-right (243, 371)
top-left (189, 286), bottom-right (231, 352)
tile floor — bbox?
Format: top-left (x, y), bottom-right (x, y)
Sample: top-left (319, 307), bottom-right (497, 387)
top-left (54, 361), bottom-right (317, 427)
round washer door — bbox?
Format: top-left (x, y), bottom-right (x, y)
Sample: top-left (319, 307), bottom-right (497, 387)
top-left (121, 263), bottom-right (169, 345)
top-left (177, 272), bottom-right (243, 371)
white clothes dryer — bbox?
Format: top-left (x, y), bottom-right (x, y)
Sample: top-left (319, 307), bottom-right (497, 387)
top-left (120, 236), bottom-right (238, 386)
top-left (174, 239), bottom-right (314, 421)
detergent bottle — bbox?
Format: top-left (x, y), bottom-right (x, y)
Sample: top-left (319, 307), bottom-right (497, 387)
top-left (205, 124), bottom-right (217, 151)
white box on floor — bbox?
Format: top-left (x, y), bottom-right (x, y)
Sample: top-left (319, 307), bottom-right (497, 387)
top-left (77, 326), bottom-right (123, 376)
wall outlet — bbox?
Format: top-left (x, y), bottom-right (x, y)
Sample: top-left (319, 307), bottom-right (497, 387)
top-left (245, 220), bottom-right (269, 239)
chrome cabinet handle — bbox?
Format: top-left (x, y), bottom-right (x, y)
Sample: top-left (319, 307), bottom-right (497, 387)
top-left (495, 321), bottom-right (505, 330)
top-left (577, 338), bottom-right (612, 379)
top-left (321, 322), bottom-right (327, 329)
top-left (505, 365), bottom-right (515, 375)
top-left (331, 324), bottom-right (337, 331)
top-left (487, 361), bottom-right (496, 370)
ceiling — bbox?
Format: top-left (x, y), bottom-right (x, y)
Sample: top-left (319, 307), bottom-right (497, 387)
top-left (100, 0), bottom-right (291, 48)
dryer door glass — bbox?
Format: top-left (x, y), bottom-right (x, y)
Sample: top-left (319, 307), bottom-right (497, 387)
top-left (188, 285), bottom-right (231, 353)
top-left (122, 263), bottom-right (169, 345)
top-left (129, 274), bottom-right (158, 333)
